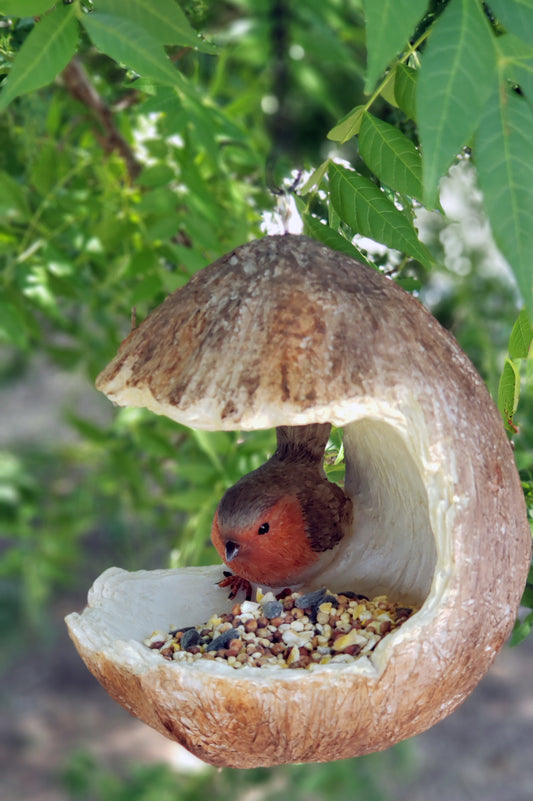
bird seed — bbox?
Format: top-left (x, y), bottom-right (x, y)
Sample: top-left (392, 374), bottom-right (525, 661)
top-left (144, 587), bottom-right (416, 670)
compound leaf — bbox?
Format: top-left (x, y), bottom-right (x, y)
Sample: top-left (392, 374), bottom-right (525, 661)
top-left (328, 162), bottom-right (431, 265)
top-left (359, 111), bottom-right (423, 200)
top-left (475, 87), bottom-right (533, 320)
top-left (96, 0), bottom-right (217, 53)
top-left (82, 12), bottom-right (184, 87)
top-left (0, 4), bottom-right (78, 110)
top-left (417, 0), bottom-right (496, 205)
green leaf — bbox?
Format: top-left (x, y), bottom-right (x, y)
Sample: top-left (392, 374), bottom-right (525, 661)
top-left (129, 274), bottom-right (163, 307)
top-left (22, 265), bottom-right (63, 319)
top-left (0, 4), bottom-right (78, 110)
top-left (498, 357), bottom-right (521, 430)
top-left (379, 73), bottom-right (398, 108)
top-left (167, 489), bottom-right (215, 512)
top-left (190, 429), bottom-right (232, 472)
top-left (509, 309), bottom-right (533, 359)
top-left (82, 13), bottom-right (184, 87)
top-left (358, 112), bottom-right (423, 200)
top-left (363, 0), bottom-right (429, 91)
top-left (300, 159), bottom-right (330, 194)
top-left (137, 164), bottom-right (176, 188)
top-left (394, 63), bottom-right (417, 120)
top-left (0, 0), bottom-right (54, 14)
top-left (327, 105), bottom-right (365, 143)
top-left (0, 171), bottom-right (30, 219)
top-left (67, 415), bottom-right (111, 445)
top-left (0, 298), bottom-right (29, 348)
top-left (30, 141), bottom-right (70, 196)
top-left (174, 461), bottom-right (217, 484)
top-left (521, 578), bottom-right (533, 609)
top-left (395, 276), bottom-right (422, 292)
top-left (96, 0), bottom-right (218, 53)
top-left (302, 213), bottom-right (374, 267)
top-left (510, 609), bottom-right (533, 646)
top-left (489, 0), bottom-right (533, 48)
top-left (497, 33), bottom-right (533, 103)
top-left (417, 0), bottom-right (497, 206)
top-left (475, 87), bottom-right (533, 320)
top-left (328, 162), bottom-right (432, 265)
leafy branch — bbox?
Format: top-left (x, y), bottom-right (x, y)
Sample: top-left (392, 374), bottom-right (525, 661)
top-left (61, 55), bottom-right (141, 181)
top-left (302, 0), bottom-right (533, 327)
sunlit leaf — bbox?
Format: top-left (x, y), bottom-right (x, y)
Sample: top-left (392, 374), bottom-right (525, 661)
top-left (475, 87), bottom-right (533, 320)
top-left (359, 112), bottom-right (423, 200)
top-left (0, 4), bottom-right (78, 110)
top-left (498, 357), bottom-right (521, 431)
top-left (22, 265), bottom-right (62, 319)
top-left (327, 105), bottom-right (365, 143)
top-left (300, 159), bottom-right (330, 194)
top-left (380, 72), bottom-right (398, 108)
top-left (417, 0), bottom-right (496, 206)
top-left (82, 12), bottom-right (184, 87)
top-left (363, 0), bottom-right (429, 91)
top-left (509, 309), bottom-right (533, 359)
top-left (328, 162), bottom-right (431, 265)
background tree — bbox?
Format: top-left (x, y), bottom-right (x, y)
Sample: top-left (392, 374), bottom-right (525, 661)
top-left (0, 0), bottom-right (532, 797)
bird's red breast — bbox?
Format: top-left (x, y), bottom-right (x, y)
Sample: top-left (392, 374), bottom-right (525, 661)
top-left (210, 423), bottom-right (353, 591)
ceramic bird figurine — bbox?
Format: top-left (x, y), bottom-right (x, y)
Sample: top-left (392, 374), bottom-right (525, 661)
top-left (211, 423), bottom-right (353, 599)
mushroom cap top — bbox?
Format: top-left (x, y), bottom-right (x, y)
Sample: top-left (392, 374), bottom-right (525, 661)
top-left (96, 235), bottom-right (480, 431)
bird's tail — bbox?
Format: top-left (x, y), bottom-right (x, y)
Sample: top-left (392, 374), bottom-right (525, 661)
top-left (275, 423), bottom-right (331, 465)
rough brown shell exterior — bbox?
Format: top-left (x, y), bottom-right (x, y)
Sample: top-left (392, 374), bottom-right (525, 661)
top-left (67, 235), bottom-right (531, 768)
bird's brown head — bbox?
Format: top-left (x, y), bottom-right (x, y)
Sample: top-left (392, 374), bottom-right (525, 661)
top-left (210, 486), bottom-right (318, 587)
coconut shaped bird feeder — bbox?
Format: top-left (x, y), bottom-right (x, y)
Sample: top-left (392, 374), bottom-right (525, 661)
top-left (66, 235), bottom-right (530, 768)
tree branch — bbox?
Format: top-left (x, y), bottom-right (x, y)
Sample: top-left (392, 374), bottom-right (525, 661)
top-left (61, 56), bottom-right (142, 182)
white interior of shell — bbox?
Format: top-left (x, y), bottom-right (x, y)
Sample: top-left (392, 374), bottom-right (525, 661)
top-left (67, 400), bottom-right (451, 681)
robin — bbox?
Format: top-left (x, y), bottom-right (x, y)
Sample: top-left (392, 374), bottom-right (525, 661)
top-left (211, 423), bottom-right (353, 599)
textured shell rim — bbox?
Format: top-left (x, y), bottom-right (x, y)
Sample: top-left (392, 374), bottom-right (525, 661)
top-left (65, 565), bottom-right (433, 684)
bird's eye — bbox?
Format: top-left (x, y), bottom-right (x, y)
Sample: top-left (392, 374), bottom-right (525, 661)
top-left (257, 522), bottom-right (269, 535)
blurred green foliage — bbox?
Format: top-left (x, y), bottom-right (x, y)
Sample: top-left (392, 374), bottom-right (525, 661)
top-left (60, 745), bottom-right (412, 801)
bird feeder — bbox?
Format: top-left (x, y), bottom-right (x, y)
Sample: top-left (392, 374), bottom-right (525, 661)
top-left (66, 235), bottom-right (531, 768)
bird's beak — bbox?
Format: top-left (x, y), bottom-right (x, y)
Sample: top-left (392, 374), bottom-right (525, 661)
top-left (225, 540), bottom-right (241, 562)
